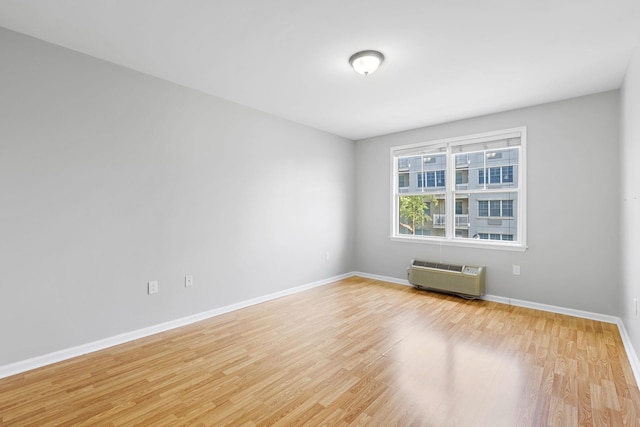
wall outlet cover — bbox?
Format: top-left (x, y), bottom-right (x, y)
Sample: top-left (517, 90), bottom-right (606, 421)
top-left (148, 280), bottom-right (159, 294)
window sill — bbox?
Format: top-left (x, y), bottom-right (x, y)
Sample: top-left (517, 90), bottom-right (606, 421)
top-left (389, 235), bottom-right (527, 252)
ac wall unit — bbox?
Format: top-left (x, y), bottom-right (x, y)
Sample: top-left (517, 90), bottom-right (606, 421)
top-left (407, 259), bottom-right (486, 298)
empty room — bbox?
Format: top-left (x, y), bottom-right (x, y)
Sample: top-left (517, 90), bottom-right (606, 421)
top-left (2, 1), bottom-right (640, 426)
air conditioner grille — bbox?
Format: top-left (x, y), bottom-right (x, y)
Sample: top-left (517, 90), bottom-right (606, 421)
top-left (411, 260), bottom-right (463, 272)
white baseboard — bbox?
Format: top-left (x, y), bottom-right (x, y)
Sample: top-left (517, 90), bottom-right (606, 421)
top-left (354, 271), bottom-right (412, 286)
top-left (3, 270), bottom-right (639, 390)
top-left (616, 319), bottom-right (640, 386)
top-left (353, 271), bottom-right (640, 387)
top-left (483, 295), bottom-right (621, 324)
top-left (0, 272), bottom-right (352, 380)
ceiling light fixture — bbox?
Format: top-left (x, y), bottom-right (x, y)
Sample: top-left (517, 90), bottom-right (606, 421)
top-left (349, 50), bottom-right (384, 76)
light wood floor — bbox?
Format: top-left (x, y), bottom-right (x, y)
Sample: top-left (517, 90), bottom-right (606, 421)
top-left (1, 277), bottom-right (639, 426)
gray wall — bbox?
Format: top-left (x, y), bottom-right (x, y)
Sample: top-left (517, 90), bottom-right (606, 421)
top-left (355, 91), bottom-right (620, 315)
top-left (621, 43), bottom-right (640, 357)
top-left (0, 28), bottom-right (356, 366)
top-left (1, 24), bottom-right (633, 369)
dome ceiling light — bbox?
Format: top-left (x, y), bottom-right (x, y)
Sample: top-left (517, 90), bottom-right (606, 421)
top-left (349, 50), bottom-right (384, 76)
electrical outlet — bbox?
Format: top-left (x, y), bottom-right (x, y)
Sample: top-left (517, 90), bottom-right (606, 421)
top-left (325, 251), bottom-right (330, 261)
top-left (635, 298), bottom-right (638, 316)
top-left (512, 265), bottom-right (521, 276)
top-left (185, 275), bottom-right (193, 287)
top-left (148, 280), bottom-right (159, 294)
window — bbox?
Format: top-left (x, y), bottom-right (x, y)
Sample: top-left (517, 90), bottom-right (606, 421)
top-left (455, 169), bottom-right (468, 186)
top-left (418, 170), bottom-right (445, 188)
top-left (502, 166), bottom-right (513, 183)
top-left (398, 173), bottom-right (409, 188)
top-left (478, 201), bottom-right (488, 217)
top-left (479, 166), bottom-right (514, 184)
top-left (489, 168), bottom-right (501, 184)
top-left (502, 200), bottom-right (513, 217)
top-left (391, 127), bottom-right (526, 249)
top-left (478, 200), bottom-right (514, 218)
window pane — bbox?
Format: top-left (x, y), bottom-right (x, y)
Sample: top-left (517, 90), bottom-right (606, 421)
top-left (398, 194), bottom-right (445, 237)
top-left (426, 171), bottom-right (435, 187)
top-left (491, 149), bottom-right (518, 189)
top-left (398, 173), bottom-right (409, 190)
top-left (455, 154), bottom-right (469, 167)
top-left (425, 154), bottom-right (446, 167)
top-left (430, 195), bottom-right (446, 230)
top-left (502, 166), bottom-right (513, 183)
top-left (455, 169), bottom-right (468, 187)
top-left (452, 196), bottom-right (469, 238)
top-left (396, 154), bottom-right (447, 194)
top-left (398, 157), bottom-right (411, 170)
top-left (489, 200), bottom-right (501, 216)
top-left (462, 148), bottom-right (520, 190)
top-left (468, 193), bottom-right (517, 242)
top-left (489, 167), bottom-right (501, 184)
top-left (455, 200), bottom-right (463, 215)
top-left (478, 200), bottom-right (488, 217)
top-left (502, 200), bottom-right (513, 217)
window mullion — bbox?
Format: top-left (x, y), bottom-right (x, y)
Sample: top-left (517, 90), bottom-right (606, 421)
top-left (446, 145), bottom-right (455, 239)
top-left (420, 155), bottom-right (424, 193)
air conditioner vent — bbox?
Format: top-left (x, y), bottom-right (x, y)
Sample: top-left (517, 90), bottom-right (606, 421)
top-left (411, 260), bottom-right (463, 272)
top-left (444, 264), bottom-right (464, 272)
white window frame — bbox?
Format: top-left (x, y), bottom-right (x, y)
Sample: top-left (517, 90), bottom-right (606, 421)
top-left (390, 127), bottom-right (527, 251)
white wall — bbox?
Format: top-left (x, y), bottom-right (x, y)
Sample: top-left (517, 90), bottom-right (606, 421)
top-left (355, 91), bottom-right (620, 315)
top-left (621, 43), bottom-right (640, 357)
top-left (0, 28), bottom-right (356, 366)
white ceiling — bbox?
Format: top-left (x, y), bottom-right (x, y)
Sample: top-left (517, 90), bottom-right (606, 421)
top-left (1, 1), bottom-right (639, 140)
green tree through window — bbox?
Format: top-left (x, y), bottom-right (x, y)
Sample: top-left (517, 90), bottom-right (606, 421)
top-left (399, 195), bottom-right (438, 234)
